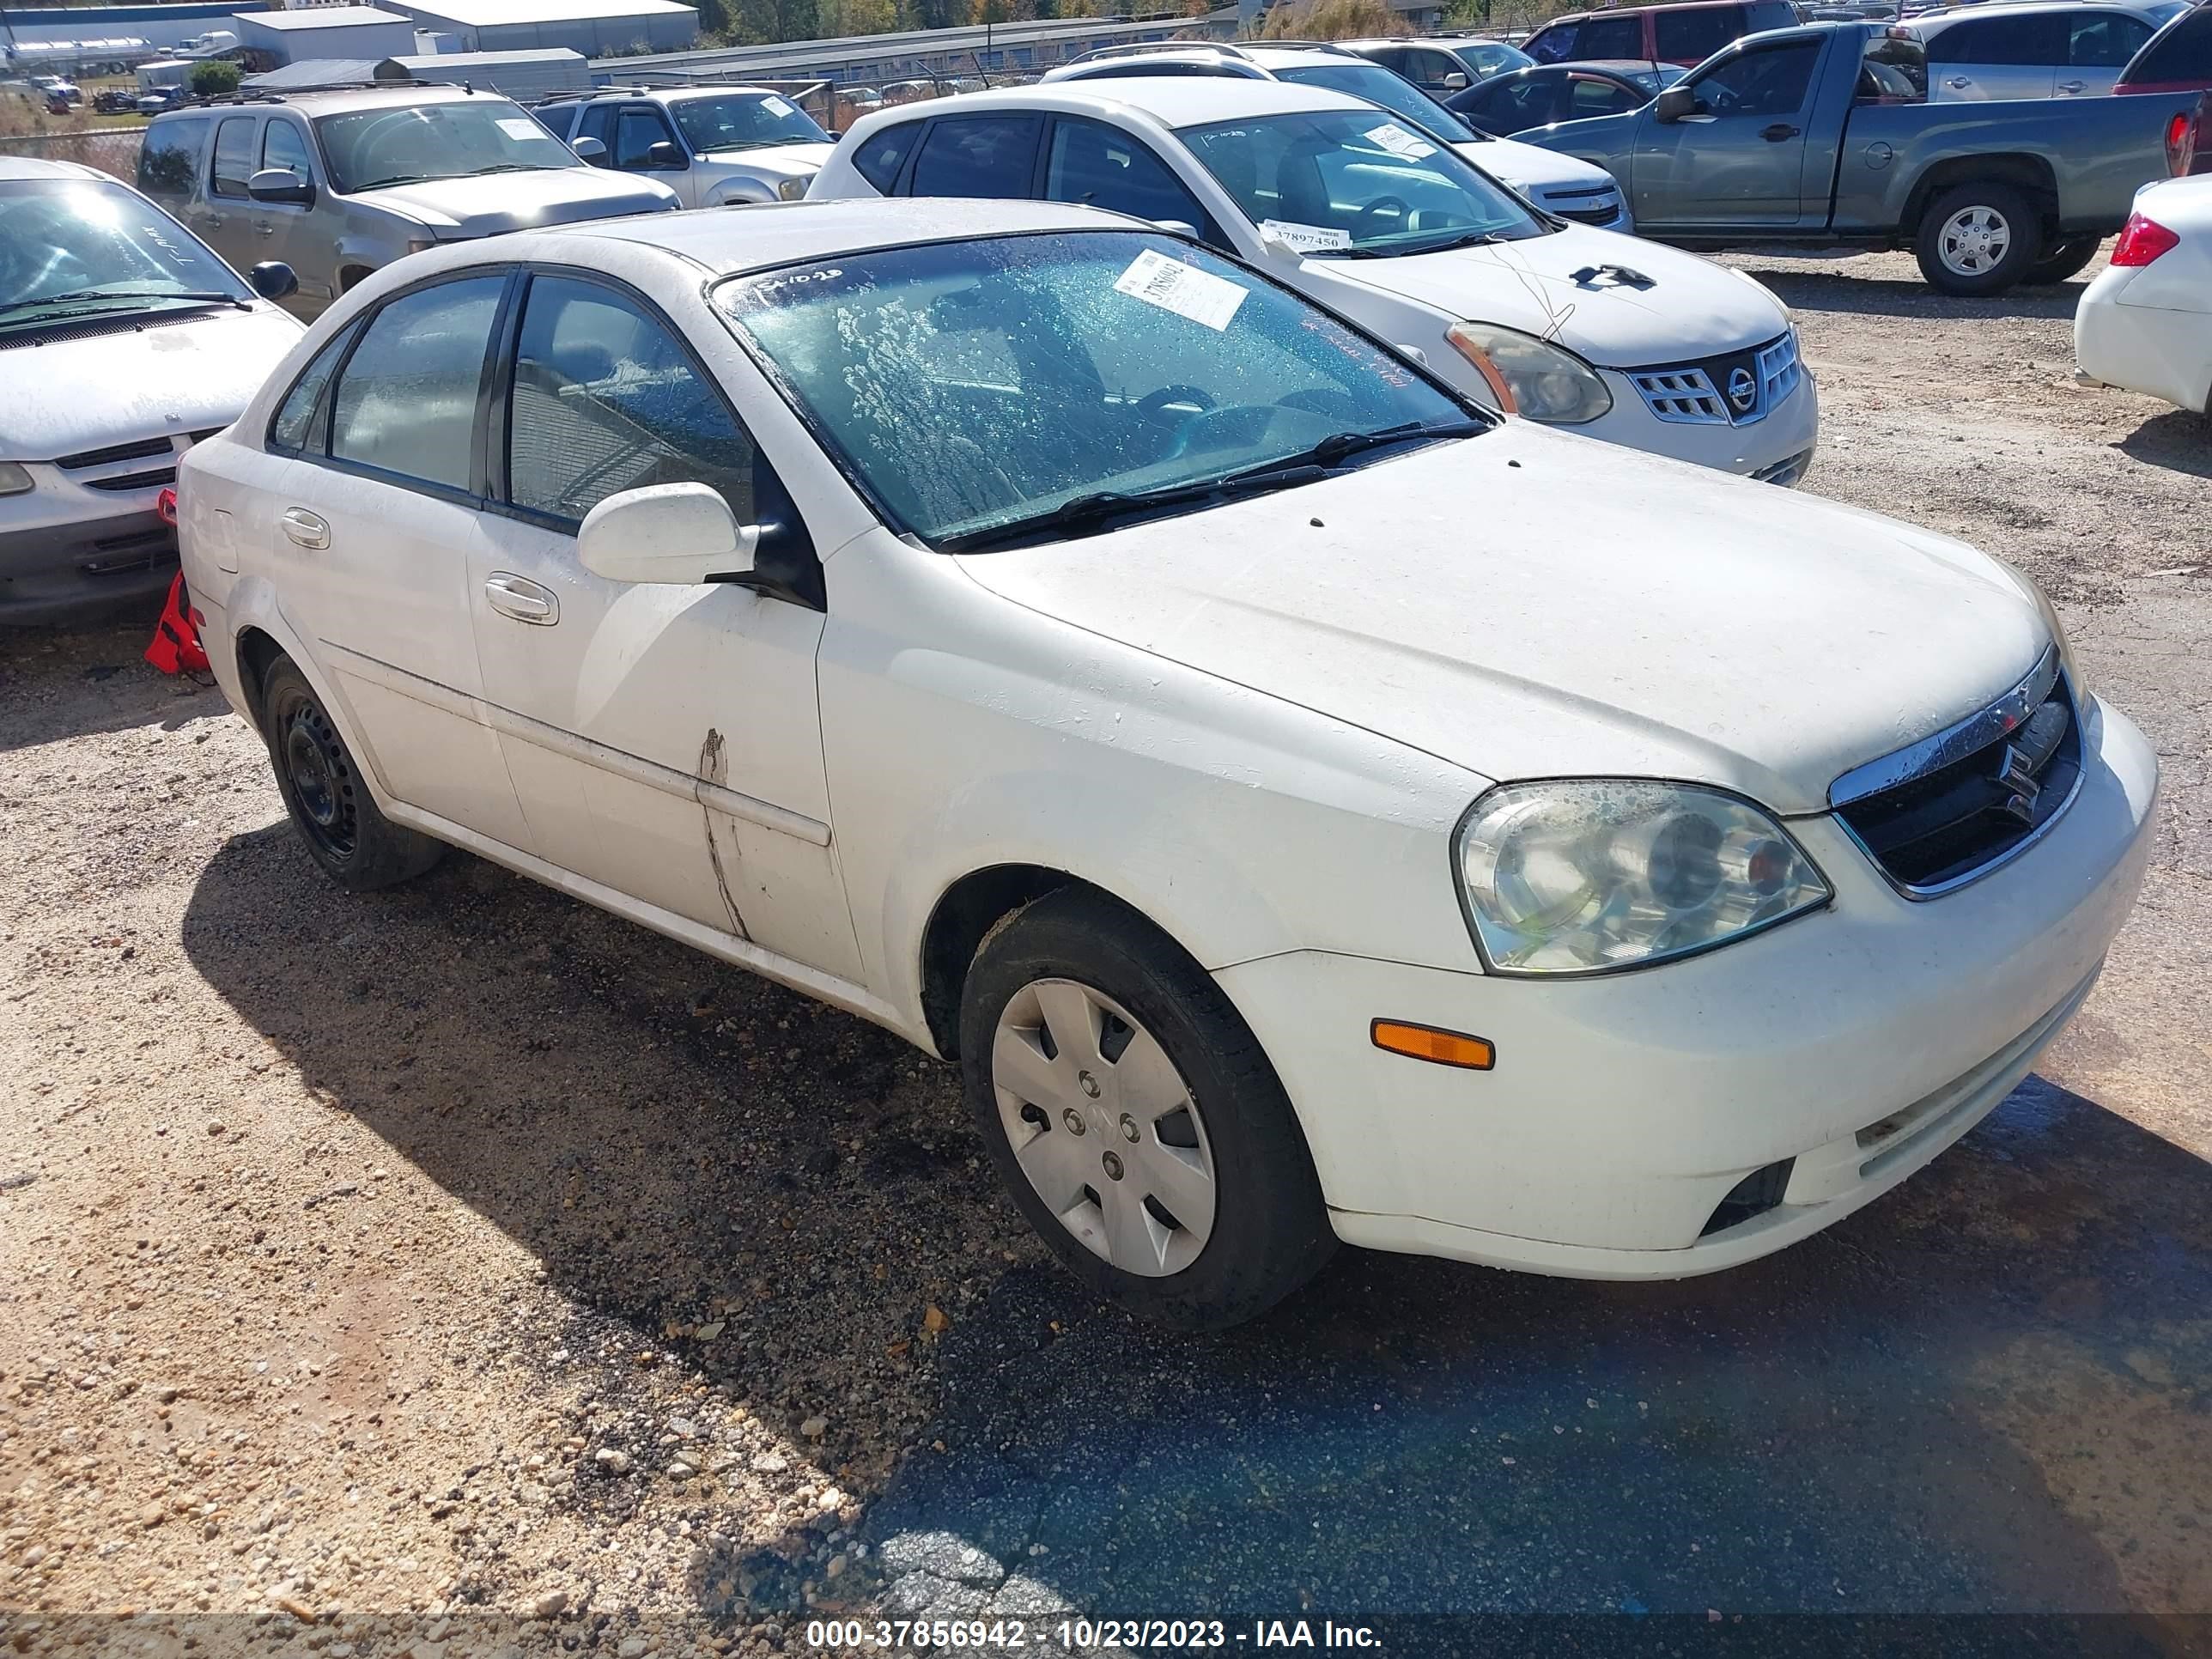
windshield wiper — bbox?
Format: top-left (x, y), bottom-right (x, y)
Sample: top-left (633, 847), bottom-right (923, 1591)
top-left (1407, 230), bottom-right (1513, 254)
top-left (347, 173), bottom-right (435, 191)
top-left (0, 288), bottom-right (246, 319)
top-left (468, 162), bottom-right (558, 174)
top-left (941, 467), bottom-right (1327, 553)
top-left (1261, 419), bottom-right (1485, 473)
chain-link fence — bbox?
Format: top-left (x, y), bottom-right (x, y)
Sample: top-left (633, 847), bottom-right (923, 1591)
top-left (0, 127), bottom-right (146, 182)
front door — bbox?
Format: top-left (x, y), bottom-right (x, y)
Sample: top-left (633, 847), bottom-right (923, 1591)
top-left (249, 112), bottom-right (339, 316)
top-left (2062, 9), bottom-right (2153, 96)
top-left (274, 272), bottom-right (536, 850)
top-left (1632, 35), bottom-right (1824, 230)
top-left (466, 270), bottom-right (861, 977)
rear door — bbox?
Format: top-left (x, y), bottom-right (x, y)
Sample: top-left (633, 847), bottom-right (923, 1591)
top-left (136, 115), bottom-right (211, 233)
top-left (2063, 9), bottom-right (2154, 94)
top-left (1925, 13), bottom-right (2063, 99)
top-left (1630, 33), bottom-right (1824, 228)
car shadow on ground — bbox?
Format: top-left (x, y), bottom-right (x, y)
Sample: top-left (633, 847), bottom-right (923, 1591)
top-left (2115, 407), bottom-right (2212, 479)
top-left (179, 823), bottom-right (2212, 1636)
top-left (1729, 266), bottom-right (2089, 325)
top-left (0, 622), bottom-right (224, 752)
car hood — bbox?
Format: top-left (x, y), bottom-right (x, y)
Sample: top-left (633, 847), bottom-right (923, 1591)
top-left (1454, 133), bottom-right (1614, 194)
top-left (700, 140), bottom-right (834, 178)
top-left (370, 167), bottom-right (679, 235)
top-left (1, 303), bottom-right (301, 459)
top-left (951, 429), bottom-right (2045, 816)
top-left (1314, 222), bottom-right (1789, 365)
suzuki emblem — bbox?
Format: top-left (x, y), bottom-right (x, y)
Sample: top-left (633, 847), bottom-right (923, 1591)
top-left (1993, 744), bottom-right (2040, 824)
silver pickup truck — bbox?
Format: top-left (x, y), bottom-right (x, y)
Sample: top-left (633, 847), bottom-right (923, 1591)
top-left (137, 85), bottom-right (680, 319)
top-left (1516, 21), bottom-right (2209, 292)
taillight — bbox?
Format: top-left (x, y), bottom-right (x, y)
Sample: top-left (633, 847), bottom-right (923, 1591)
top-left (2111, 211), bottom-right (2180, 266)
top-left (155, 485), bottom-right (178, 526)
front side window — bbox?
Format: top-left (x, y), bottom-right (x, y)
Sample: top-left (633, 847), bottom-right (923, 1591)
top-left (507, 276), bottom-right (757, 524)
top-left (1567, 74), bottom-right (1643, 117)
top-left (614, 106), bottom-right (683, 170)
top-left (1685, 40), bottom-right (1821, 115)
top-left (137, 117), bottom-right (208, 205)
top-left (261, 118), bottom-right (315, 180)
top-left (1929, 14), bottom-right (2065, 64)
top-left (669, 92), bottom-right (832, 154)
top-left (911, 114), bottom-right (1044, 198)
top-left (1462, 73), bottom-right (1565, 131)
top-left (1525, 21), bottom-right (1581, 62)
top-left (717, 230), bottom-right (1476, 548)
top-left (313, 98), bottom-right (580, 194)
top-left (329, 276), bottom-right (505, 492)
top-left (1179, 111), bottom-right (1545, 257)
top-left (1044, 119), bottom-right (1212, 232)
top-left (0, 178), bottom-right (251, 336)
top-left (1273, 64), bottom-right (1478, 141)
top-left (269, 325), bottom-right (357, 453)
top-left (211, 117), bottom-right (257, 199)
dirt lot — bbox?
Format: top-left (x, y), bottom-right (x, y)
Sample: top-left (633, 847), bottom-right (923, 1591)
top-left (3, 248), bottom-right (2210, 1659)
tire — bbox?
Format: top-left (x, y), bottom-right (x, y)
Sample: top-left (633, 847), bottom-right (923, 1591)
top-left (1914, 181), bottom-right (2044, 296)
top-left (2021, 235), bottom-right (2100, 287)
top-left (258, 657), bottom-right (444, 891)
top-left (958, 888), bottom-right (1336, 1330)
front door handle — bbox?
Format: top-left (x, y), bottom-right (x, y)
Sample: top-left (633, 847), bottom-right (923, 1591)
top-left (1760, 123), bottom-right (1801, 142)
top-left (204, 212), bottom-right (225, 228)
top-left (2057, 78), bottom-right (2085, 93)
top-left (484, 572), bottom-right (558, 626)
top-left (257, 222), bottom-right (277, 236)
top-left (279, 506), bottom-right (329, 550)
top-left (1945, 76), bottom-right (1972, 88)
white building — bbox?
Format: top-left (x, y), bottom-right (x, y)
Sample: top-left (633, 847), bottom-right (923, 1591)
top-left (378, 0), bottom-right (696, 58)
top-left (233, 5), bottom-right (419, 65)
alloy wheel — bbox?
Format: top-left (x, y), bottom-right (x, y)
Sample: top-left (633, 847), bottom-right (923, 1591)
top-left (990, 978), bottom-right (1217, 1278)
top-left (1938, 205), bottom-right (2012, 277)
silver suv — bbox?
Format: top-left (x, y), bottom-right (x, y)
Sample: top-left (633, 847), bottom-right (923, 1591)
top-left (137, 84), bottom-right (681, 319)
top-left (1910, 1), bottom-right (2164, 98)
top-left (532, 84), bottom-right (837, 207)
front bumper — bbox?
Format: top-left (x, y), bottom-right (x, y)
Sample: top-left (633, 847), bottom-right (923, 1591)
top-left (0, 503), bottom-right (178, 625)
top-left (1215, 695), bottom-right (2157, 1279)
top-left (1582, 356), bottom-right (1820, 483)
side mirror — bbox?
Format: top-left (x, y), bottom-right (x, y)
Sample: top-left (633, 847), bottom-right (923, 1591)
top-left (571, 134), bottom-right (608, 162)
top-left (248, 260), bottom-right (298, 301)
top-left (1154, 217), bottom-right (1198, 237)
top-left (577, 483), bottom-right (756, 586)
top-left (1442, 70), bottom-right (1470, 89)
top-left (645, 139), bottom-right (684, 168)
top-left (1653, 85), bottom-right (1698, 122)
top-left (1391, 343), bottom-right (1429, 367)
top-left (246, 167), bottom-right (314, 206)
top-left (1255, 226), bottom-right (1307, 265)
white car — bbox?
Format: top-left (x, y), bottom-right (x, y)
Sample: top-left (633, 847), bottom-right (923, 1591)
top-left (532, 86), bottom-right (836, 207)
top-left (2075, 176), bottom-right (2212, 415)
top-left (808, 79), bottom-right (1818, 483)
top-left (179, 199), bottom-right (2154, 1328)
top-left (1, 156), bottom-right (302, 623)
top-left (1042, 42), bottom-right (1633, 232)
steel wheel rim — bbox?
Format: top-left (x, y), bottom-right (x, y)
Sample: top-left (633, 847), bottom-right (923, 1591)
top-left (1939, 205), bottom-right (2010, 276)
top-left (280, 696), bottom-right (357, 861)
top-left (991, 978), bottom-right (1217, 1279)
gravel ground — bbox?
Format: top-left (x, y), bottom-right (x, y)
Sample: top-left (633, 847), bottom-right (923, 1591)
top-left (3, 246), bottom-right (2209, 1659)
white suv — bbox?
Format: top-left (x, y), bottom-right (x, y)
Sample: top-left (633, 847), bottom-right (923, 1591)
top-left (534, 84), bottom-right (837, 206)
top-left (1044, 42), bottom-right (1632, 232)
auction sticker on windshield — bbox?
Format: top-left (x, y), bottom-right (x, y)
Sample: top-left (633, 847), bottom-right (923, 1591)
top-left (1260, 219), bottom-right (1352, 253)
top-left (1364, 122), bottom-right (1439, 161)
top-left (763, 95), bottom-right (795, 116)
top-left (495, 118), bottom-right (543, 140)
top-left (1113, 249), bottom-right (1248, 331)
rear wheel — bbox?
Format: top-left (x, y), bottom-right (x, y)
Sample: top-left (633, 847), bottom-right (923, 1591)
top-left (959, 889), bottom-right (1335, 1330)
top-left (1915, 182), bottom-right (2043, 296)
top-left (2022, 235), bottom-right (2100, 287)
top-left (259, 657), bottom-right (443, 891)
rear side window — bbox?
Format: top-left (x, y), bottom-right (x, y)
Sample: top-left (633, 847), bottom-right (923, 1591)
top-left (268, 325), bottom-right (356, 454)
top-left (1656, 6), bottom-right (1742, 64)
top-left (853, 119), bottom-right (924, 192)
top-left (2122, 5), bottom-right (2212, 79)
top-left (2071, 12), bottom-right (2152, 67)
top-left (1929, 14), bottom-right (2067, 64)
top-left (910, 114), bottom-right (1043, 198)
top-left (330, 276), bottom-right (506, 493)
top-left (210, 116), bottom-right (257, 199)
top-left (1577, 12), bottom-right (1647, 57)
top-left (137, 117), bottom-right (208, 206)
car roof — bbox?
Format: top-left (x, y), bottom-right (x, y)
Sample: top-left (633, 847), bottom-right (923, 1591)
top-left (544, 82), bottom-right (782, 102)
top-left (153, 83), bottom-right (498, 117)
top-left (0, 155), bottom-right (105, 182)
top-left (1915, 1), bottom-right (2152, 22)
top-left (550, 197), bottom-right (1146, 276)
top-left (890, 76), bottom-right (1368, 127)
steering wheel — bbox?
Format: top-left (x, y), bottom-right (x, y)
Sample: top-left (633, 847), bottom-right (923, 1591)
top-left (1135, 384), bottom-right (1218, 422)
top-left (1357, 196), bottom-right (1413, 234)
top-left (1167, 402), bottom-right (1279, 461)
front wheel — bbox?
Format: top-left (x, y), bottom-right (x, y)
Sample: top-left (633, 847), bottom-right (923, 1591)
top-left (260, 657), bottom-right (444, 891)
top-left (1915, 182), bottom-right (2044, 296)
top-left (959, 890), bottom-right (1335, 1330)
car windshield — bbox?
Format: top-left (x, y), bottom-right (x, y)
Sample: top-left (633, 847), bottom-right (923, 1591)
top-left (670, 91), bottom-right (832, 152)
top-left (0, 178), bottom-right (249, 332)
top-left (717, 230), bottom-right (1480, 548)
top-left (1178, 111), bottom-right (1547, 256)
top-left (1272, 64), bottom-right (1481, 141)
top-left (313, 98), bottom-right (580, 193)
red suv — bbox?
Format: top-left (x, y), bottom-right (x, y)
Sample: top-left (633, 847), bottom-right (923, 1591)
top-left (1521, 0), bottom-right (1802, 68)
top-left (2116, 3), bottom-right (2212, 94)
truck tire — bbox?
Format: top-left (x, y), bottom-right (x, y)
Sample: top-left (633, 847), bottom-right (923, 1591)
top-left (958, 888), bottom-right (1336, 1330)
top-left (1915, 181), bottom-right (2044, 296)
top-left (2022, 236), bottom-right (2100, 287)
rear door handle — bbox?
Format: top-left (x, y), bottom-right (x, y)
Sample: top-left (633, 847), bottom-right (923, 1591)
top-left (279, 507), bottom-right (329, 550)
top-left (1945, 76), bottom-right (1972, 88)
top-left (256, 222), bottom-right (277, 236)
top-left (1759, 123), bottom-right (1801, 142)
top-left (484, 572), bottom-right (559, 626)
top-left (2057, 79), bottom-right (2085, 93)
top-left (204, 212), bottom-right (224, 228)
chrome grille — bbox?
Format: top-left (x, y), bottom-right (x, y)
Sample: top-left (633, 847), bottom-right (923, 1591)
top-left (1627, 366), bottom-right (1729, 425)
top-left (56, 435), bottom-right (173, 470)
top-left (1536, 184), bottom-right (1625, 227)
top-left (1628, 330), bottom-right (1800, 427)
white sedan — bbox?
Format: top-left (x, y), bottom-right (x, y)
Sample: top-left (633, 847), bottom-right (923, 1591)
top-left (809, 78), bottom-right (1818, 484)
top-left (2075, 175), bottom-right (2212, 416)
top-left (181, 199), bottom-right (2154, 1328)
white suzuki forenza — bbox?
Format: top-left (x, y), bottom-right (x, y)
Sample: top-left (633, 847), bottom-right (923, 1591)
top-left (179, 199), bottom-right (2155, 1329)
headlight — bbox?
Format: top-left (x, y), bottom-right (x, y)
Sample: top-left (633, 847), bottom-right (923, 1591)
top-left (0, 462), bottom-right (33, 496)
top-left (1455, 780), bottom-right (1830, 976)
top-left (778, 175), bottom-right (811, 201)
top-left (1446, 321), bottom-right (1613, 424)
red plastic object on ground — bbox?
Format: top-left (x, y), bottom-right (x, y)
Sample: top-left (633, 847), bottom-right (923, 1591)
top-left (144, 489), bottom-right (210, 675)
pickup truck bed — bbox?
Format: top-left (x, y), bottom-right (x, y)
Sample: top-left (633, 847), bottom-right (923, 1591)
top-left (1520, 21), bottom-right (2207, 293)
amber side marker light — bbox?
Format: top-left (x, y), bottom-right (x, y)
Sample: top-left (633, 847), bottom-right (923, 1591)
top-left (1370, 1018), bottom-right (1494, 1071)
